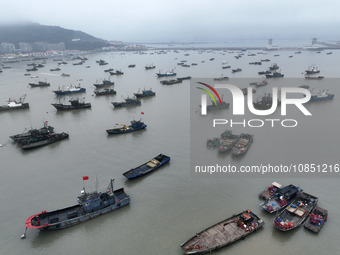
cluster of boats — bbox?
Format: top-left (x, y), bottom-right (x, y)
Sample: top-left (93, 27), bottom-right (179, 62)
top-left (207, 130), bottom-right (253, 156)
top-left (10, 122), bottom-right (69, 150)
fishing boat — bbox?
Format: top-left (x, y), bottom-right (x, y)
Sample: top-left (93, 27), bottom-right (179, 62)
top-left (53, 85), bottom-right (86, 95)
top-left (259, 182), bottom-right (283, 200)
top-left (232, 68), bottom-right (242, 73)
top-left (265, 72), bottom-right (284, 78)
top-left (231, 133), bottom-right (253, 156)
top-left (305, 65), bottom-right (320, 74)
top-left (50, 68), bottom-right (61, 71)
top-left (207, 137), bottom-right (220, 149)
top-left (94, 89), bottom-right (116, 96)
top-left (258, 70), bottom-right (271, 75)
top-left (0, 95), bottom-right (29, 111)
top-left (23, 178), bottom-right (129, 236)
top-left (177, 76), bottom-right (192, 81)
top-left (156, 70), bottom-right (176, 77)
top-left (305, 75), bottom-right (324, 80)
top-left (304, 206), bottom-right (328, 233)
top-left (20, 132), bottom-right (69, 150)
top-left (219, 131), bottom-right (240, 153)
top-left (180, 210), bottom-right (264, 254)
top-left (104, 68), bottom-right (114, 72)
top-left (274, 192), bottom-right (318, 231)
top-left (93, 79), bottom-right (114, 88)
top-left (145, 64), bottom-right (156, 70)
top-left (106, 120), bottom-right (147, 135)
top-left (28, 81), bottom-right (50, 87)
top-left (160, 79), bottom-right (182, 85)
top-left (310, 90), bottom-right (334, 101)
top-left (259, 184), bottom-right (300, 213)
top-left (10, 121), bottom-right (54, 143)
top-left (134, 89), bottom-right (155, 98)
top-left (61, 73), bottom-right (70, 77)
top-left (112, 97), bottom-right (141, 108)
top-left (109, 70), bottom-right (124, 75)
top-left (222, 65), bottom-right (231, 69)
top-left (123, 154), bottom-right (170, 179)
top-left (269, 63), bottom-right (279, 70)
top-left (213, 75), bottom-right (229, 81)
top-left (52, 99), bottom-right (91, 111)
top-left (128, 64), bottom-right (136, 68)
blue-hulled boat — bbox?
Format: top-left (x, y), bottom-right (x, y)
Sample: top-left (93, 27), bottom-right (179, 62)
top-left (310, 90), bottom-right (334, 101)
top-left (106, 120), bottom-right (147, 135)
top-left (53, 85), bottom-right (86, 95)
top-left (156, 70), bottom-right (176, 77)
top-left (123, 154), bottom-right (170, 179)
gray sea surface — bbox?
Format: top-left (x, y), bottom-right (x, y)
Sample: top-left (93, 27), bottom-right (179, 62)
top-left (0, 49), bottom-right (339, 255)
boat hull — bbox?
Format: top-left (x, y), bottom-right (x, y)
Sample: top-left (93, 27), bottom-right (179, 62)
top-left (53, 88), bottom-right (86, 95)
top-left (106, 125), bottom-right (147, 135)
top-left (0, 103), bottom-right (29, 111)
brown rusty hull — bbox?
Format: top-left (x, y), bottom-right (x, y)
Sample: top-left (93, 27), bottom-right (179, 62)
top-left (180, 210), bottom-right (264, 254)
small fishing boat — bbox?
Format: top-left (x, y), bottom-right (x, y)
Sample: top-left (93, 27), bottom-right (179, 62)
top-left (156, 70), bottom-right (176, 77)
top-left (123, 154), bottom-right (170, 179)
top-left (265, 72), bottom-right (284, 78)
top-left (259, 182), bottom-right (283, 200)
top-left (260, 184), bottom-right (300, 213)
top-left (304, 75), bottom-right (324, 80)
top-left (93, 79), bottom-right (114, 88)
top-left (213, 75), bottom-right (229, 81)
top-left (94, 89), bottom-right (116, 96)
top-left (50, 68), bottom-right (61, 71)
top-left (23, 178), bottom-right (129, 236)
top-left (207, 137), bottom-right (220, 149)
top-left (145, 64), bottom-right (156, 70)
top-left (231, 133), bottom-right (253, 156)
top-left (269, 63), bottom-right (279, 70)
top-left (160, 79), bottom-right (182, 85)
top-left (61, 73), bottom-right (70, 77)
top-left (305, 65), bottom-right (320, 74)
top-left (134, 89), bottom-right (155, 98)
top-left (128, 64), bottom-right (136, 68)
top-left (232, 68), bottom-right (242, 73)
top-left (109, 70), bottom-right (124, 75)
top-left (310, 90), bottom-right (334, 101)
top-left (53, 85), bottom-right (86, 95)
top-left (304, 206), bottom-right (328, 233)
top-left (177, 76), bottom-right (192, 81)
top-left (219, 131), bottom-right (240, 153)
top-left (51, 99), bottom-right (91, 111)
top-left (104, 68), bottom-right (114, 72)
top-left (106, 120), bottom-right (147, 135)
top-left (274, 192), bottom-right (318, 231)
top-left (0, 95), bottom-right (29, 111)
top-left (180, 210), bottom-right (264, 254)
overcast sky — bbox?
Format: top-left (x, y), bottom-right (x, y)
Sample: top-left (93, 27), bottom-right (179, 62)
top-left (1, 0), bottom-right (340, 42)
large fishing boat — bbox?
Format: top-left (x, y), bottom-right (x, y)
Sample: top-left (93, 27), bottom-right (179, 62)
top-left (52, 99), bottom-right (91, 110)
top-left (134, 89), bottom-right (155, 98)
top-left (23, 178), bottom-right (130, 236)
top-left (93, 79), bottom-right (114, 88)
top-left (274, 192), bottom-right (318, 231)
top-left (29, 81), bottom-right (50, 87)
top-left (123, 154), bottom-right (170, 179)
top-left (0, 95), bottom-right (29, 111)
top-left (180, 210), bottom-right (264, 254)
top-left (106, 120), bottom-right (147, 135)
top-left (156, 70), bottom-right (176, 77)
top-left (53, 85), bottom-right (86, 95)
top-left (112, 97), bottom-right (141, 108)
top-left (20, 132), bottom-right (69, 150)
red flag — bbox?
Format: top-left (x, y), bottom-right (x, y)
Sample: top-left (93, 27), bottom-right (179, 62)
top-left (83, 176), bottom-right (89, 180)
top-left (141, 112), bottom-right (144, 115)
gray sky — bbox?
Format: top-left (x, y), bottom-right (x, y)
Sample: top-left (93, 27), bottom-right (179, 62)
top-left (1, 0), bottom-right (340, 42)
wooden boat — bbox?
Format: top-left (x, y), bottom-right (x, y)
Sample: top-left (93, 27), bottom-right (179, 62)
top-left (274, 192), bottom-right (318, 231)
top-left (304, 206), bottom-right (328, 233)
top-left (180, 210), bottom-right (264, 254)
top-left (207, 137), bottom-right (220, 149)
top-left (123, 154), bottom-right (170, 179)
top-left (231, 133), bottom-right (253, 156)
top-left (219, 131), bottom-right (240, 153)
top-left (259, 182), bottom-right (283, 200)
top-left (260, 184), bottom-right (300, 213)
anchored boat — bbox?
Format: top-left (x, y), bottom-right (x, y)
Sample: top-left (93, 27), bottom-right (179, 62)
top-left (0, 95), bottom-right (29, 111)
top-left (134, 89), bottom-right (155, 98)
top-left (52, 99), bottom-right (91, 111)
top-left (123, 154), bottom-right (170, 179)
top-left (112, 97), bottom-right (141, 108)
top-left (304, 206), bottom-right (328, 233)
top-left (274, 192), bottom-right (318, 231)
top-left (23, 178), bottom-right (129, 235)
top-left (180, 210), bottom-right (264, 254)
top-left (231, 133), bottom-right (253, 156)
top-left (20, 132), bottom-right (69, 150)
top-left (106, 120), bottom-right (147, 135)
top-left (259, 182), bottom-right (283, 200)
top-left (53, 85), bottom-right (86, 95)
top-left (219, 131), bottom-right (240, 153)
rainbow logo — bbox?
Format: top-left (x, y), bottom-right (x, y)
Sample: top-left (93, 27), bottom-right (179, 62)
top-left (196, 82), bottom-right (222, 106)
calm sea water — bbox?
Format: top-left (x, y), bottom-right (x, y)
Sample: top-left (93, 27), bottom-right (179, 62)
top-left (0, 48), bottom-right (339, 255)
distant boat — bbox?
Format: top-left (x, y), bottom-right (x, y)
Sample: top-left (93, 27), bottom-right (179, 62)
top-left (0, 94), bottom-right (29, 111)
top-left (106, 120), bottom-right (147, 135)
top-left (145, 64), bottom-right (156, 70)
top-left (94, 89), bottom-right (116, 96)
top-left (305, 75), bottom-right (324, 80)
top-left (160, 79), bottom-right (182, 85)
top-left (53, 85), bottom-right (86, 95)
top-left (134, 88), bottom-right (155, 98)
top-left (50, 68), bottom-right (61, 71)
top-left (128, 64), bottom-right (136, 68)
top-left (232, 68), bottom-right (242, 73)
top-left (112, 97), bottom-right (141, 108)
top-left (180, 210), bottom-right (264, 254)
top-left (61, 73), bottom-right (70, 77)
top-left (310, 90), bottom-right (334, 101)
top-left (52, 99), bottom-right (91, 111)
top-left (269, 63), bottom-right (279, 70)
top-left (29, 81), bottom-right (50, 87)
top-left (258, 70), bottom-right (271, 75)
top-left (265, 72), bottom-right (284, 78)
top-left (213, 75), bottom-right (229, 81)
top-left (177, 76), bottom-right (191, 81)
top-left (93, 79), bottom-right (114, 88)
top-left (123, 154), bottom-right (170, 179)
top-left (156, 70), bottom-right (176, 77)
top-left (26, 67), bottom-right (38, 72)
top-left (232, 133), bottom-right (253, 156)
top-left (305, 65), bottom-right (320, 74)
top-left (109, 70), bottom-right (124, 75)
top-left (104, 68), bottom-right (114, 72)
